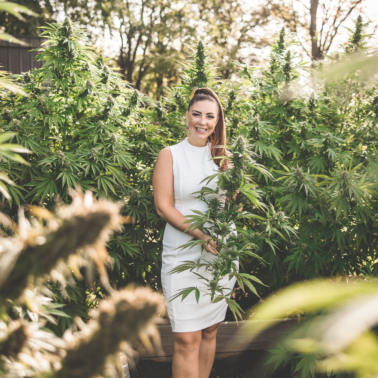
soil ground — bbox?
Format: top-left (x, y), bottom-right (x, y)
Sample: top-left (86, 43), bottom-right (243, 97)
top-left (131, 350), bottom-right (291, 378)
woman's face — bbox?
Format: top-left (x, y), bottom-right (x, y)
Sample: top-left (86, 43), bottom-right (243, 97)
top-left (186, 100), bottom-right (219, 144)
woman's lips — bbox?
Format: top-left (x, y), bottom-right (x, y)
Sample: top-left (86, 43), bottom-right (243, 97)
top-left (195, 126), bottom-right (208, 135)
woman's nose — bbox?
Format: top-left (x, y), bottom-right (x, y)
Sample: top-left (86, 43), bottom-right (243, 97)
top-left (199, 116), bottom-right (207, 125)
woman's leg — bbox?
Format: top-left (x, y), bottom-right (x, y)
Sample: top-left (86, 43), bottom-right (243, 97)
top-left (172, 331), bottom-right (202, 378)
top-left (199, 323), bottom-right (220, 378)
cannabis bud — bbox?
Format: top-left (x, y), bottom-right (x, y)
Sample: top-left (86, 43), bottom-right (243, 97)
top-left (33, 86), bottom-right (42, 95)
top-left (283, 51), bottom-right (292, 82)
top-left (270, 57), bottom-right (277, 74)
top-left (122, 107), bottom-right (131, 118)
top-left (86, 80), bottom-right (94, 90)
top-left (62, 17), bottom-right (73, 37)
top-left (107, 96), bottom-right (115, 106)
top-left (23, 72), bottom-right (31, 84)
top-left (226, 245), bottom-right (239, 260)
top-left (195, 40), bottom-right (208, 84)
top-left (220, 222), bottom-right (230, 234)
top-left (155, 101), bottom-right (164, 119)
top-left (209, 198), bottom-right (221, 212)
top-left (278, 27), bottom-right (285, 52)
top-left (57, 150), bottom-right (65, 160)
top-left (173, 92), bottom-right (181, 103)
top-left (130, 90), bottom-right (138, 106)
top-left (229, 90), bottom-right (236, 102)
top-left (110, 133), bottom-right (117, 143)
top-left (294, 167), bottom-right (304, 180)
top-left (91, 148), bottom-right (97, 157)
top-left (12, 119), bottom-right (20, 127)
top-left (341, 171), bottom-right (349, 179)
top-left (98, 121), bottom-right (105, 129)
top-left (96, 54), bottom-right (104, 67)
top-left (101, 65), bottom-right (110, 83)
top-left (131, 189), bottom-right (140, 200)
top-left (235, 136), bottom-right (247, 152)
top-left (2, 108), bottom-right (11, 122)
top-left (210, 280), bottom-right (217, 290)
top-left (232, 115), bottom-right (239, 127)
top-left (276, 211), bottom-right (285, 222)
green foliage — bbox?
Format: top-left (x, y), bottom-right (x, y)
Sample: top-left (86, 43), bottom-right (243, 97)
top-left (0, 192), bottom-right (163, 377)
top-left (225, 17), bottom-right (378, 295)
top-left (0, 18), bottom-right (167, 328)
top-left (245, 277), bottom-right (378, 378)
top-left (1, 14), bottom-right (378, 353)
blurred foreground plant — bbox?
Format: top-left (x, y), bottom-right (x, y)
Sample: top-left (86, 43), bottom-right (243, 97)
top-left (240, 278), bottom-right (378, 378)
top-left (0, 190), bottom-right (164, 378)
top-left (0, 132), bottom-right (31, 200)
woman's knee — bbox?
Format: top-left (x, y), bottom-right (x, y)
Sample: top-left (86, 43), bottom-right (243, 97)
top-left (174, 331), bottom-right (202, 353)
top-left (202, 323), bottom-right (219, 341)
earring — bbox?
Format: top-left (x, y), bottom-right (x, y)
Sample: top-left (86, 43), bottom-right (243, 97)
top-left (213, 129), bottom-right (216, 134)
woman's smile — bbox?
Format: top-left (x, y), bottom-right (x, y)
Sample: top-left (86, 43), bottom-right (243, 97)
top-left (195, 126), bottom-right (208, 134)
top-left (186, 99), bottom-right (219, 147)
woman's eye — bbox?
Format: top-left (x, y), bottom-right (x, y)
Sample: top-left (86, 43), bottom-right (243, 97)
top-left (192, 113), bottom-right (213, 119)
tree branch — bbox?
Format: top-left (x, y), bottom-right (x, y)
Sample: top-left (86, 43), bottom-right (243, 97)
top-left (324, 0), bottom-right (364, 54)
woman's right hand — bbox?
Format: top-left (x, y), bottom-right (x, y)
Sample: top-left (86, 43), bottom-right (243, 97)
top-left (199, 232), bottom-right (219, 256)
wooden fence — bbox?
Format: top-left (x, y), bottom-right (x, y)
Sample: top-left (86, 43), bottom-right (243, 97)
top-left (0, 35), bottom-right (46, 75)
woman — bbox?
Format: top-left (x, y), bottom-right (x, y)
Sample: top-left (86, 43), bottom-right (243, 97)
top-left (153, 87), bottom-right (237, 378)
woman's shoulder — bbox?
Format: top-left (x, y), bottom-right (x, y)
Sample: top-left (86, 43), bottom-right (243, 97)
top-left (158, 140), bottom-right (184, 159)
top-left (160, 140), bottom-right (186, 154)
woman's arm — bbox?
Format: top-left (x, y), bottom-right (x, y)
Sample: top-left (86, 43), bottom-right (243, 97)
top-left (152, 148), bottom-right (218, 255)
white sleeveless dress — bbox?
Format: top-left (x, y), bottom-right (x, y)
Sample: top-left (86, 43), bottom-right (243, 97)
top-left (161, 138), bottom-right (238, 333)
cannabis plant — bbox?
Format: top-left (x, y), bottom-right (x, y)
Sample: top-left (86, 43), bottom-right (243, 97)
top-left (224, 20), bottom-right (378, 299)
top-left (169, 136), bottom-right (295, 319)
top-left (0, 17), bottom-right (157, 328)
top-left (243, 277), bottom-right (378, 378)
top-left (0, 190), bottom-right (164, 378)
top-left (231, 18), bottom-right (378, 378)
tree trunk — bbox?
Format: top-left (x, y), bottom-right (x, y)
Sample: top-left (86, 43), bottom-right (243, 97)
top-left (310, 0), bottom-right (322, 60)
top-left (155, 74), bottom-right (164, 99)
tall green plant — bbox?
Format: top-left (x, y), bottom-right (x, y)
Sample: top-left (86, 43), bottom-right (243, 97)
top-left (226, 20), bottom-right (378, 295)
top-left (230, 18), bottom-right (378, 378)
top-left (0, 17), bottom-right (155, 330)
top-left (169, 136), bottom-right (295, 319)
top-left (0, 191), bottom-right (164, 378)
